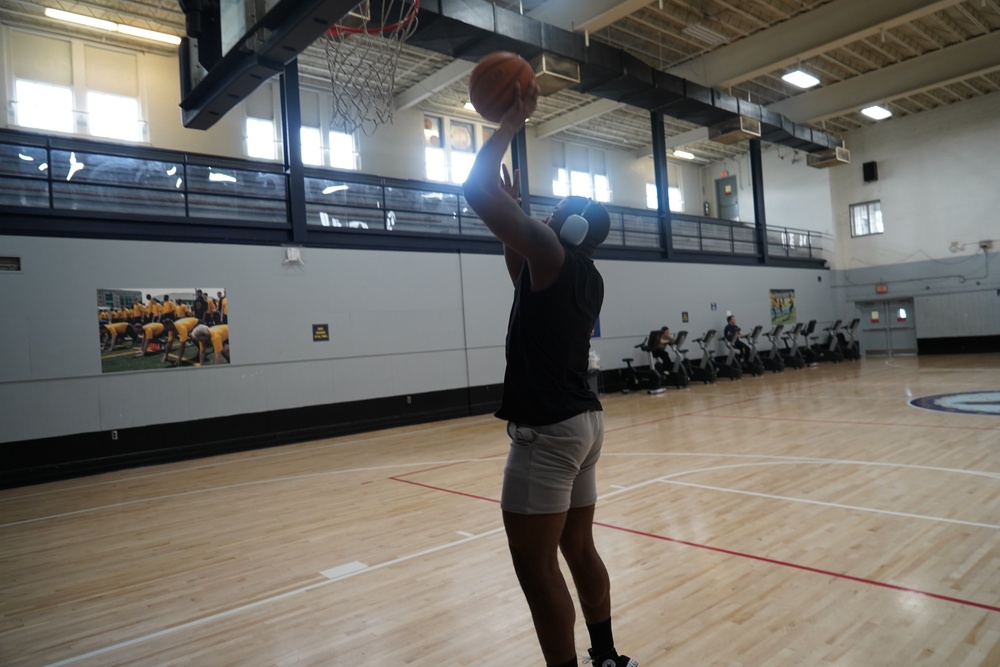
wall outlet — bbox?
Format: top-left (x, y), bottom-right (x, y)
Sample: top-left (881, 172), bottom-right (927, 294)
top-left (111, 430), bottom-right (118, 440)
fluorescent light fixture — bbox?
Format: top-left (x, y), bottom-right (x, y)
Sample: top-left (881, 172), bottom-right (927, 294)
top-left (45, 8), bottom-right (116, 31)
top-left (782, 70), bottom-right (820, 89)
top-left (672, 149), bottom-right (695, 160)
top-left (45, 8), bottom-right (180, 45)
top-left (861, 105), bottom-right (892, 120)
top-left (117, 24), bottom-right (182, 45)
top-left (681, 23), bottom-right (727, 47)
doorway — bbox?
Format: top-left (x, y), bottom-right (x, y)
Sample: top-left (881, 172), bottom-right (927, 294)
top-left (715, 175), bottom-right (739, 221)
top-left (856, 298), bottom-right (917, 356)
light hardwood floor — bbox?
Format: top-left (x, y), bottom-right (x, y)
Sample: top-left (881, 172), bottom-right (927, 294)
top-left (2, 355), bottom-right (999, 666)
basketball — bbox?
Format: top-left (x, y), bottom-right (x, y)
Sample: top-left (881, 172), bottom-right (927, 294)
top-left (468, 51), bottom-right (537, 123)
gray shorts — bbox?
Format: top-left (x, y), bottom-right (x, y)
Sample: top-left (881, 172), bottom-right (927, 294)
top-left (500, 410), bottom-right (604, 515)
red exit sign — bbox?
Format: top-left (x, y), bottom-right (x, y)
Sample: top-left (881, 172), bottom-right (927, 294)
top-left (875, 284), bottom-right (888, 294)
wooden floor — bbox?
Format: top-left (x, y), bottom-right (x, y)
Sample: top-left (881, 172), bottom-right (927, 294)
top-left (2, 355), bottom-right (999, 667)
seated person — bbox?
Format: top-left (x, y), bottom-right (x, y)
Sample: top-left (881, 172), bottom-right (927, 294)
top-left (651, 325), bottom-right (673, 367)
top-left (724, 315), bottom-right (751, 358)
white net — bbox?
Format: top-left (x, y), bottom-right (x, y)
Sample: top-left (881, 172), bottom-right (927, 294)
top-left (325, 0), bottom-right (419, 136)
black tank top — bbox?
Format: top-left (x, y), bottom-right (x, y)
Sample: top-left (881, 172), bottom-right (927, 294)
top-left (495, 250), bottom-right (604, 425)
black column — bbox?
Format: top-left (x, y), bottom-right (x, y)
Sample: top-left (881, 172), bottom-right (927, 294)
top-left (749, 138), bottom-right (769, 265)
top-left (650, 111), bottom-right (673, 257)
top-left (510, 126), bottom-right (531, 216)
top-left (279, 59), bottom-right (307, 243)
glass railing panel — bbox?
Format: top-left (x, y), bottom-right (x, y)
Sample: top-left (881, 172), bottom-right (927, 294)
top-left (384, 210), bottom-right (460, 235)
top-left (188, 193), bottom-right (287, 223)
top-left (0, 177), bottom-right (49, 207)
top-left (49, 150), bottom-right (182, 190)
top-left (306, 204), bottom-right (386, 229)
top-left (0, 144), bottom-right (49, 178)
top-left (52, 182), bottom-right (186, 216)
top-left (304, 177), bottom-right (383, 208)
top-left (186, 164), bottom-right (286, 199)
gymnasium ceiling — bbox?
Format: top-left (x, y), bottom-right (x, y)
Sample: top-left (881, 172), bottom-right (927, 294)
top-left (3, 0), bottom-right (999, 163)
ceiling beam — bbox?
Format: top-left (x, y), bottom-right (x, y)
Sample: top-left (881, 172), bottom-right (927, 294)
top-left (527, 0), bottom-right (653, 33)
top-left (668, 0), bottom-right (962, 89)
top-left (394, 60), bottom-right (475, 111)
top-left (532, 99), bottom-right (623, 139)
top-left (768, 31), bottom-right (1000, 122)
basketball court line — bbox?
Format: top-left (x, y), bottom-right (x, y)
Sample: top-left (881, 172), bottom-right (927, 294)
top-left (40, 527), bottom-right (507, 667)
top-left (657, 479), bottom-right (1000, 530)
top-left (683, 411), bottom-right (998, 431)
top-left (36, 454), bottom-right (1000, 666)
top-left (0, 416), bottom-right (496, 503)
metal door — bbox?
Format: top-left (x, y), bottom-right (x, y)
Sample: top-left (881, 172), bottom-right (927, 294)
top-left (715, 176), bottom-right (739, 221)
top-left (857, 299), bottom-right (917, 356)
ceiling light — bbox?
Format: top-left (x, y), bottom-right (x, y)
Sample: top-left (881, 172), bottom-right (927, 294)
top-left (672, 150), bottom-right (695, 160)
top-left (117, 24), bottom-right (182, 45)
top-left (681, 23), bottom-right (727, 47)
top-left (44, 8), bottom-right (181, 45)
top-left (782, 70), bottom-right (820, 89)
top-left (861, 105), bottom-right (892, 120)
top-left (45, 8), bottom-right (116, 31)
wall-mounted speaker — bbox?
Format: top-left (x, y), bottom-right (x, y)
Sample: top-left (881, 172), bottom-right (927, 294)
top-left (863, 161), bottom-right (879, 183)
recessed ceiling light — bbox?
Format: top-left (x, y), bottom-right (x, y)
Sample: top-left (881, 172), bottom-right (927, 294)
top-left (673, 150), bottom-right (695, 160)
top-left (861, 105), bottom-right (892, 120)
top-left (782, 70), bottom-right (820, 89)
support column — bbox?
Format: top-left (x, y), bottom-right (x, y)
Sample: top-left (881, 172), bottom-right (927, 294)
top-left (749, 138), bottom-right (769, 265)
top-left (650, 111), bottom-right (673, 257)
top-left (510, 126), bottom-right (531, 216)
top-left (279, 59), bottom-right (307, 244)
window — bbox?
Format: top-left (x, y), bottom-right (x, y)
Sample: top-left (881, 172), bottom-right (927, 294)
top-left (300, 127), bottom-right (323, 166)
top-left (14, 80), bottom-right (74, 134)
top-left (87, 91), bottom-right (142, 142)
top-left (329, 131), bottom-right (357, 170)
top-left (246, 118), bottom-right (276, 160)
top-left (422, 114), bottom-right (493, 184)
top-left (553, 143), bottom-right (611, 202)
top-left (645, 184), bottom-right (684, 212)
top-left (850, 200), bottom-right (884, 237)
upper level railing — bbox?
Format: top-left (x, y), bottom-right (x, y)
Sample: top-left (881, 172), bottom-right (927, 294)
top-left (0, 129), bottom-right (827, 264)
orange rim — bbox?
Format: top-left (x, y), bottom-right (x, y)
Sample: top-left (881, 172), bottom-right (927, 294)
top-left (328, 0), bottom-right (419, 37)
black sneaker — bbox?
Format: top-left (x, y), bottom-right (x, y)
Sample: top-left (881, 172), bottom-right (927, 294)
top-left (586, 649), bottom-right (638, 667)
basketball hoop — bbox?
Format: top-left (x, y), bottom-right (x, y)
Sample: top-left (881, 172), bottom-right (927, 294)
top-left (325, 0), bottom-right (419, 136)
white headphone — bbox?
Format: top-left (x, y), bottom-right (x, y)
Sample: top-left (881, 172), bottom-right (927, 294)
top-left (559, 199), bottom-right (595, 247)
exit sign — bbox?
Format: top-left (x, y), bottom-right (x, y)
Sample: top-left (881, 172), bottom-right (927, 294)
top-left (876, 284), bottom-right (888, 294)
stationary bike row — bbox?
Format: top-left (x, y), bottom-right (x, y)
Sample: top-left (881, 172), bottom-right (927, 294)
top-left (796, 318), bottom-right (861, 363)
top-left (621, 329), bottom-right (719, 394)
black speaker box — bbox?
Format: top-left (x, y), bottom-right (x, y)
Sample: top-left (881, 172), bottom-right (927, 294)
top-left (863, 161), bottom-right (878, 183)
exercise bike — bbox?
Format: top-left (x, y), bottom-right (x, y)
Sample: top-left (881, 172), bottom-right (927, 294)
top-left (620, 331), bottom-right (668, 395)
top-left (760, 325), bottom-right (786, 372)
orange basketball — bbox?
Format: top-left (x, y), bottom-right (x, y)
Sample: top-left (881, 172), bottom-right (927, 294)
top-left (468, 52), bottom-right (537, 123)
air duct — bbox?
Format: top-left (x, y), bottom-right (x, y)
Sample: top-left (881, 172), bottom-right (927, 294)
top-left (709, 116), bottom-right (762, 144)
top-left (807, 146), bottom-right (851, 168)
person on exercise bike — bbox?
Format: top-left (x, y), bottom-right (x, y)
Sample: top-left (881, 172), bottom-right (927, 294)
top-left (724, 315), bottom-right (752, 359)
top-left (651, 326), bottom-right (673, 368)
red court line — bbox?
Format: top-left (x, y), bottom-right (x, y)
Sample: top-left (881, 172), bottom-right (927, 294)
top-left (392, 476), bottom-right (1000, 615)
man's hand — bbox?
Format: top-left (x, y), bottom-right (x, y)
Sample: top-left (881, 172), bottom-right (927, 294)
top-left (500, 164), bottom-right (520, 203)
top-left (497, 80), bottom-right (539, 134)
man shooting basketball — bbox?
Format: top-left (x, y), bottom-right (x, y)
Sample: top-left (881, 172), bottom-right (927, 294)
top-left (463, 80), bottom-right (636, 667)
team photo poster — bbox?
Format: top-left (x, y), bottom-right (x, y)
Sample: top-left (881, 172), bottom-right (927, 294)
top-left (770, 289), bottom-right (796, 326)
top-left (97, 288), bottom-right (229, 373)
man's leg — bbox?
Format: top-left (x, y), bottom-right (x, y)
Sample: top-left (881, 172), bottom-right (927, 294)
top-left (559, 504), bottom-right (610, 624)
top-left (503, 510), bottom-right (577, 666)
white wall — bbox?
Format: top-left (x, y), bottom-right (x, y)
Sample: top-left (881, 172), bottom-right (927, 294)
top-left (0, 235), bottom-right (837, 443)
top-left (829, 91), bottom-right (1000, 271)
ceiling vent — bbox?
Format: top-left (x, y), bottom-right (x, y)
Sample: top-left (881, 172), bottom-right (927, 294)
top-left (708, 116), bottom-right (762, 144)
top-left (530, 53), bottom-right (581, 96)
top-left (807, 146), bottom-right (851, 168)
